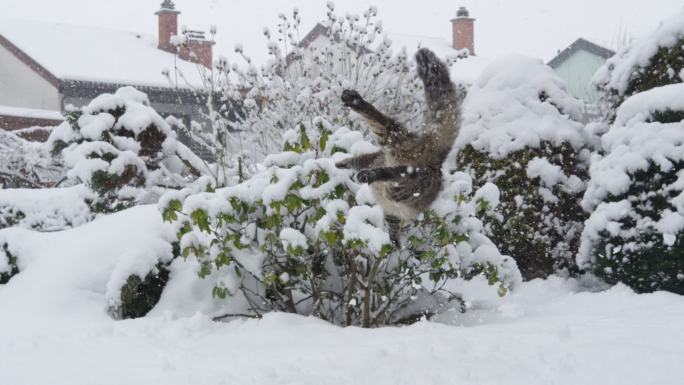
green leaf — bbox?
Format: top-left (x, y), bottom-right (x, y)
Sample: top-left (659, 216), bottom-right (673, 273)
top-left (191, 209), bottom-right (211, 233)
top-left (408, 235), bottom-right (424, 247)
top-left (294, 263), bottom-right (307, 275)
top-left (300, 124), bottom-right (311, 150)
top-left (379, 243), bottom-right (394, 258)
top-left (420, 250), bottom-right (437, 260)
top-left (198, 263), bottom-right (212, 278)
top-left (435, 225), bottom-right (450, 246)
top-left (162, 207), bottom-right (178, 222)
top-left (346, 239), bottom-right (365, 250)
top-left (284, 193), bottom-right (302, 213)
top-left (215, 252), bottom-right (231, 268)
top-left (476, 199), bottom-right (490, 213)
top-left (319, 129), bottom-right (330, 152)
top-left (333, 184), bottom-right (346, 198)
top-left (212, 286), bottom-right (230, 299)
top-left (176, 222), bottom-right (192, 239)
top-left (322, 230), bottom-right (338, 245)
top-left (264, 273), bottom-right (278, 284)
top-left (498, 284), bottom-right (508, 297)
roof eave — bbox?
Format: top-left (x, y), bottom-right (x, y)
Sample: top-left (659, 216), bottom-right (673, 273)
top-left (548, 37), bottom-right (616, 68)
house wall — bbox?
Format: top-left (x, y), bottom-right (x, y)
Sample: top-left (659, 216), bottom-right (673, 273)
top-left (553, 49), bottom-right (606, 102)
top-left (0, 42), bottom-right (61, 111)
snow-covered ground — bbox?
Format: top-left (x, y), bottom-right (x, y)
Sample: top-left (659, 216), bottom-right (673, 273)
top-left (1, 205), bottom-right (682, 385)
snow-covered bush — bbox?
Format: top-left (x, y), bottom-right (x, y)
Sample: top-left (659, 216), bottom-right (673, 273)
top-left (0, 129), bottom-right (65, 188)
top-left (161, 124), bottom-right (520, 327)
top-left (48, 87), bottom-right (208, 212)
top-left (202, 4), bottom-right (464, 182)
top-left (579, 84), bottom-right (684, 294)
top-left (580, 12), bottom-right (684, 294)
top-left (454, 55), bottom-right (592, 280)
top-left (594, 10), bottom-right (684, 113)
top-left (107, 255), bottom-right (175, 319)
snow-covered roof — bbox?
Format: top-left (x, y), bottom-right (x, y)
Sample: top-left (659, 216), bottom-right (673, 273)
top-left (0, 105), bottom-right (64, 121)
top-left (0, 18), bottom-right (207, 90)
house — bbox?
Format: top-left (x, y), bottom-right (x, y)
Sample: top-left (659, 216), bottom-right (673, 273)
top-left (296, 7), bottom-right (490, 86)
top-left (548, 38), bottom-right (615, 102)
top-left (0, 0), bottom-right (212, 140)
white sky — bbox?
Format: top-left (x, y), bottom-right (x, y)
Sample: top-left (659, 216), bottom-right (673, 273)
top-left (1, 0), bottom-right (682, 64)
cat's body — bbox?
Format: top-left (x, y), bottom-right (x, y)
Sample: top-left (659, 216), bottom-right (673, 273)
top-left (336, 48), bottom-right (461, 245)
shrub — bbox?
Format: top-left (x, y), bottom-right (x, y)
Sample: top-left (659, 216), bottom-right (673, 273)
top-left (0, 242), bottom-right (18, 284)
top-left (454, 55), bottom-right (592, 280)
top-left (160, 123), bottom-right (520, 327)
top-left (202, 4), bottom-right (466, 181)
top-left (0, 129), bottom-right (65, 189)
top-left (579, 84), bottom-right (684, 294)
top-left (48, 87), bottom-right (208, 213)
top-left (107, 262), bottom-right (172, 319)
top-left (104, 241), bottom-right (181, 319)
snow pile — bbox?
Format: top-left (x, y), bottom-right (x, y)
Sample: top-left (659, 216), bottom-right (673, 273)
top-left (161, 124), bottom-right (520, 326)
top-left (454, 54), bottom-right (587, 158)
top-left (0, 185), bottom-right (93, 231)
top-left (0, 204), bottom-right (243, 321)
top-left (48, 86), bottom-right (208, 211)
top-left (579, 84), bottom-right (684, 283)
top-left (593, 9), bottom-right (684, 96)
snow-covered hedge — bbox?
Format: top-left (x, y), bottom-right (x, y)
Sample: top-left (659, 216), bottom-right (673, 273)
top-left (579, 84), bottom-right (684, 294)
top-left (161, 124), bottom-right (520, 327)
top-left (0, 129), bottom-right (65, 188)
top-left (454, 55), bottom-right (592, 280)
top-left (48, 87), bottom-right (208, 212)
top-left (0, 205), bottom-right (178, 318)
top-left (0, 185), bottom-right (94, 231)
top-left (593, 9), bottom-right (684, 111)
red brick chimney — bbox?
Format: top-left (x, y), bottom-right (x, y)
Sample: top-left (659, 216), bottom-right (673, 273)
top-left (155, 0), bottom-right (180, 53)
top-left (179, 31), bottom-right (213, 69)
top-left (451, 7), bottom-right (475, 55)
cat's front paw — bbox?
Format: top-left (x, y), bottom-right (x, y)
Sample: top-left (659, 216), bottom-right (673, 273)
top-left (335, 158), bottom-right (353, 169)
top-left (341, 89), bottom-right (363, 108)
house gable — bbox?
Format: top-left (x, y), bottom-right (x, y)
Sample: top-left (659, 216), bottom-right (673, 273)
top-left (548, 38), bottom-right (616, 102)
top-left (0, 34), bottom-right (60, 111)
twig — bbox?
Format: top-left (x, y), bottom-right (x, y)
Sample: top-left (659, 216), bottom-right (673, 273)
top-left (212, 313), bottom-right (261, 321)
